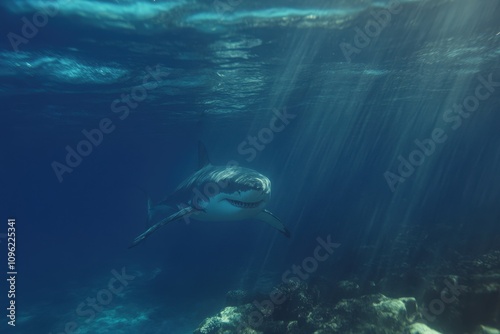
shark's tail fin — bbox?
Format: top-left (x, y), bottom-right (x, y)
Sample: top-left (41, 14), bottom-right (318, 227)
top-left (146, 196), bottom-right (154, 227)
top-left (133, 185), bottom-right (155, 229)
top-left (129, 184), bottom-right (195, 248)
top-left (129, 206), bottom-right (194, 248)
top-left (130, 186), bottom-right (182, 249)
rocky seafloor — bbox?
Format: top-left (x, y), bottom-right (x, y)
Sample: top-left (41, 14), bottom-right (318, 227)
top-left (193, 248), bottom-right (500, 334)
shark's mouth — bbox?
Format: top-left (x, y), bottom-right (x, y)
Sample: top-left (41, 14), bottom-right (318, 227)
top-left (226, 199), bottom-right (262, 209)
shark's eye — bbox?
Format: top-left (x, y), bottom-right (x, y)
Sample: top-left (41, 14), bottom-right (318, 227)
top-left (249, 180), bottom-right (263, 190)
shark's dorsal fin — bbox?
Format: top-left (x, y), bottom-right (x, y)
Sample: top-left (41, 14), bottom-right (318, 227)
top-left (198, 141), bottom-right (211, 169)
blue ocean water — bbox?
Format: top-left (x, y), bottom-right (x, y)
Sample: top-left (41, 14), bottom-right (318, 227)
top-left (0, 0), bottom-right (499, 333)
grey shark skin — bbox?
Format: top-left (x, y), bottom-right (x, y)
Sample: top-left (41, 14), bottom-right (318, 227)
top-left (129, 143), bottom-right (290, 248)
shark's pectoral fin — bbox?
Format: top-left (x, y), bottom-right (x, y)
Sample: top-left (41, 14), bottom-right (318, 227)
top-left (129, 206), bottom-right (195, 248)
top-left (256, 209), bottom-right (290, 238)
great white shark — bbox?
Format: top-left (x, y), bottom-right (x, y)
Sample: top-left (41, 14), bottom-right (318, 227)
top-left (129, 142), bottom-right (290, 248)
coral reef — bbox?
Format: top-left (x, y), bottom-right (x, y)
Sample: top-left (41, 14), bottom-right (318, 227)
top-left (194, 250), bottom-right (500, 334)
